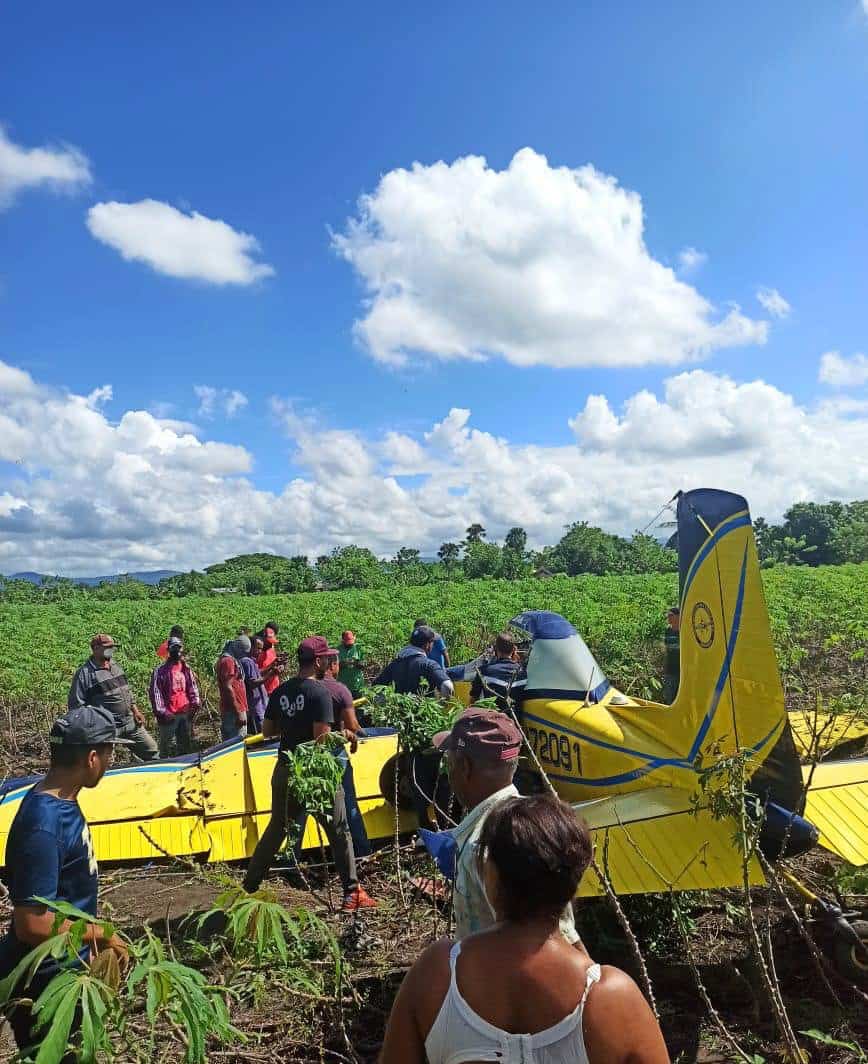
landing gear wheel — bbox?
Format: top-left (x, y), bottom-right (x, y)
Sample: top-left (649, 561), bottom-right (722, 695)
top-left (378, 753), bottom-right (415, 811)
top-left (834, 919), bottom-right (868, 983)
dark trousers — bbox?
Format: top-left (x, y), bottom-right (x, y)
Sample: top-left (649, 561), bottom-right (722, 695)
top-left (244, 755), bottom-right (358, 894)
top-left (409, 751), bottom-right (451, 830)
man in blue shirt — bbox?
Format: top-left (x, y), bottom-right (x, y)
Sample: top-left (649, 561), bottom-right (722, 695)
top-left (0, 705), bottom-right (130, 1062)
top-left (413, 619), bottom-right (450, 669)
top-left (376, 627), bottom-right (454, 829)
top-left (469, 631), bottom-right (527, 712)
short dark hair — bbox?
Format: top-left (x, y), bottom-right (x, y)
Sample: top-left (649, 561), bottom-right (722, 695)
top-left (494, 632), bottom-right (516, 657)
top-left (50, 743), bottom-right (113, 769)
top-left (478, 794), bottom-right (592, 923)
top-left (169, 625), bottom-right (185, 639)
top-left (265, 620), bottom-right (279, 634)
top-left (410, 625), bottom-right (436, 648)
top-left (413, 618), bottom-right (426, 629)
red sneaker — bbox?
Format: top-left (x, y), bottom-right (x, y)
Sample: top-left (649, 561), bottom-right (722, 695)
top-left (342, 886), bottom-right (378, 911)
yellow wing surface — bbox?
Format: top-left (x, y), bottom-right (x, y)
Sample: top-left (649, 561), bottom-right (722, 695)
top-left (789, 710), bottom-right (868, 759)
top-left (802, 758), bottom-right (868, 866)
top-left (575, 788), bottom-right (762, 896)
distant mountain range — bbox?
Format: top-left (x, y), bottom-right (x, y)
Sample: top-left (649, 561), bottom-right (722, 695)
top-left (4, 570), bottom-right (180, 587)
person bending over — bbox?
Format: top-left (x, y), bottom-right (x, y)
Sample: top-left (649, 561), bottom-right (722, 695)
top-left (380, 794), bottom-right (670, 1064)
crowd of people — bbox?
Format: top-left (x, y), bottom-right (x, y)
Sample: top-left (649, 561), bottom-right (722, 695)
top-left (0, 612), bottom-right (678, 1062)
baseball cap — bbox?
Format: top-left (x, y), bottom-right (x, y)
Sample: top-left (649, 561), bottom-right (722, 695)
top-left (298, 635), bottom-right (338, 660)
top-left (433, 708), bottom-right (523, 762)
top-left (410, 625), bottom-right (437, 648)
top-left (91, 633), bottom-right (117, 648)
top-left (49, 704), bottom-right (134, 746)
top-left (342, 630), bottom-right (355, 645)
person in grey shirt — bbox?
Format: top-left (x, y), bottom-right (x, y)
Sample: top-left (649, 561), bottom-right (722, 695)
top-left (68, 634), bottom-right (159, 762)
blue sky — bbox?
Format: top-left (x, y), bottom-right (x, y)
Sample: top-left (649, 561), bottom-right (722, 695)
top-left (2, 1), bottom-right (867, 574)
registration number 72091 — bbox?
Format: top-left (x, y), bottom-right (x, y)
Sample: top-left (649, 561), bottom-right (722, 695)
top-left (525, 725), bottom-right (582, 776)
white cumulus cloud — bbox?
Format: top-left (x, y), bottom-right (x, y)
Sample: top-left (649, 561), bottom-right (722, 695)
top-left (818, 350), bottom-right (868, 389)
top-left (86, 200), bottom-right (274, 285)
top-left (756, 286), bottom-right (791, 318)
top-left (194, 385), bottom-right (249, 419)
top-left (334, 148), bottom-right (767, 369)
top-left (1, 359), bottom-right (866, 575)
top-left (0, 125), bottom-right (92, 208)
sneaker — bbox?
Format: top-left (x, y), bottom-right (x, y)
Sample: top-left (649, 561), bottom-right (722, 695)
top-left (342, 886), bottom-right (378, 912)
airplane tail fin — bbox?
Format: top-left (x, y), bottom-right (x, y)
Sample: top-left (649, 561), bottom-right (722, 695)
top-left (673, 489), bottom-right (796, 797)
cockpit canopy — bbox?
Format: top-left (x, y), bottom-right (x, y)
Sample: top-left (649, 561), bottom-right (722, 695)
top-left (509, 610), bottom-right (613, 704)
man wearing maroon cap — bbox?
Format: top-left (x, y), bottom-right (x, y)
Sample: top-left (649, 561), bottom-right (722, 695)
top-left (68, 634), bottom-right (159, 762)
top-left (434, 709), bottom-right (581, 945)
top-left (243, 636), bottom-right (376, 911)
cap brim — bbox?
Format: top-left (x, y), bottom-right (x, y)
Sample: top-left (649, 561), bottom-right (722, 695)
top-left (432, 729), bottom-right (454, 751)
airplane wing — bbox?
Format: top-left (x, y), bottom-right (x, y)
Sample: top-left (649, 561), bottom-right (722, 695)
top-left (803, 758), bottom-right (868, 866)
top-left (573, 787), bottom-right (763, 897)
top-left (789, 711), bottom-right (868, 759)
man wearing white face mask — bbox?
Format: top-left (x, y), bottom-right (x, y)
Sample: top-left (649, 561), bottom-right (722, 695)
top-left (68, 634), bottom-right (159, 762)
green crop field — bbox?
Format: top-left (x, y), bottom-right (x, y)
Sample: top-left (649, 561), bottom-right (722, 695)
top-left (1, 563), bottom-right (865, 718)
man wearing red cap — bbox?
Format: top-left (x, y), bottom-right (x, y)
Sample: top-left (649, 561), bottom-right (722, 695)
top-left (68, 635), bottom-right (159, 762)
top-left (243, 636), bottom-right (376, 912)
top-left (434, 708), bottom-right (581, 945)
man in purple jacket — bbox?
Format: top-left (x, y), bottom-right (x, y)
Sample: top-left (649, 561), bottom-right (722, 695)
top-left (148, 636), bottom-right (201, 758)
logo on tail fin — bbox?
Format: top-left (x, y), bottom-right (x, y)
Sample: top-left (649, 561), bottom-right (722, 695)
top-left (691, 602), bottom-right (715, 649)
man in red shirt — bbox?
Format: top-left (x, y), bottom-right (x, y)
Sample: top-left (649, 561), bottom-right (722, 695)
top-left (216, 636), bottom-right (250, 740)
top-left (149, 636), bottom-right (201, 757)
top-left (255, 624), bottom-right (283, 697)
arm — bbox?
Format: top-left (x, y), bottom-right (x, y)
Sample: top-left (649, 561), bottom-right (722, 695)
top-left (373, 661), bottom-right (393, 687)
top-left (379, 939), bottom-right (451, 1064)
top-left (186, 665), bottom-right (201, 709)
top-left (583, 967), bottom-right (670, 1064)
top-left (13, 905), bottom-right (127, 966)
top-left (11, 831), bottom-right (128, 967)
top-left (262, 718), bottom-right (281, 739)
top-left (470, 671), bottom-right (483, 702)
top-left (149, 667), bottom-right (167, 720)
top-left (443, 649), bottom-right (451, 667)
top-left (313, 721), bottom-right (332, 742)
top-left (67, 665), bottom-right (88, 710)
top-left (425, 661), bottom-right (454, 698)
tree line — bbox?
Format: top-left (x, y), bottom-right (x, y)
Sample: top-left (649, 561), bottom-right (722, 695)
top-left (1, 499), bottom-right (865, 603)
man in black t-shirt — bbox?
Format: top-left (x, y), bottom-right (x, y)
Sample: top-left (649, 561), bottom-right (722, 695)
top-left (242, 637), bottom-right (377, 911)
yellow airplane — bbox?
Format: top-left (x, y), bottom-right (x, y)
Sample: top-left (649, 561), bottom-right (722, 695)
top-left (1, 489), bottom-right (866, 910)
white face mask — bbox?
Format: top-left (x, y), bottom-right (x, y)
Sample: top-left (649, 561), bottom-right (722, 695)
top-left (102, 648), bottom-right (114, 662)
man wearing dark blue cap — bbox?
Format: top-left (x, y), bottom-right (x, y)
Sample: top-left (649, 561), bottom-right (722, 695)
top-left (0, 705), bottom-right (130, 1062)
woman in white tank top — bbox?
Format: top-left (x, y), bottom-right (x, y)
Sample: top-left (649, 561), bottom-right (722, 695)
top-left (380, 794), bottom-right (669, 1064)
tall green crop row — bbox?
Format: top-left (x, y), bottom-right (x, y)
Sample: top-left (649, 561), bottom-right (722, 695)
top-left (0, 565), bottom-right (865, 712)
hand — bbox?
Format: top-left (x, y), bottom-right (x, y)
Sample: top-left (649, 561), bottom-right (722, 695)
top-left (342, 728), bottom-right (359, 754)
top-left (236, 720), bottom-right (248, 738)
top-left (107, 934), bottom-right (129, 971)
top-left (132, 706), bottom-right (146, 726)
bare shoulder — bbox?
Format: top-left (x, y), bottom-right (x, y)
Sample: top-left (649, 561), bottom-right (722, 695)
top-left (402, 937), bottom-right (453, 1032)
top-left (583, 966), bottom-right (670, 1064)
